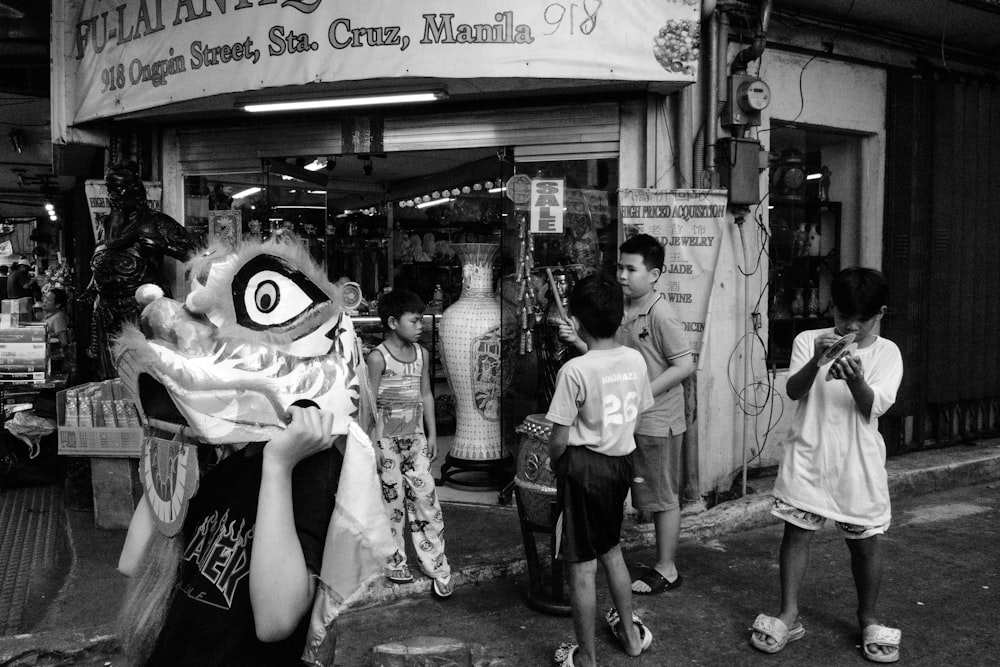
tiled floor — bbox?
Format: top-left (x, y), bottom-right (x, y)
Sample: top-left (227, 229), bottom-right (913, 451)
top-left (432, 434), bottom-right (511, 506)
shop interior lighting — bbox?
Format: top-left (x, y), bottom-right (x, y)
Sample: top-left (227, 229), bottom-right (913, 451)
top-left (398, 180), bottom-right (505, 207)
top-left (9, 129), bottom-right (24, 154)
top-left (806, 173), bottom-right (823, 181)
top-left (416, 197), bottom-right (454, 209)
top-left (243, 91), bottom-right (446, 113)
top-left (304, 159), bottom-right (326, 171)
top-left (44, 203), bottom-right (54, 212)
top-left (233, 186), bottom-right (262, 199)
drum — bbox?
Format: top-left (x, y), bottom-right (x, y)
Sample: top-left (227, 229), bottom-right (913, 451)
top-left (514, 414), bottom-right (556, 527)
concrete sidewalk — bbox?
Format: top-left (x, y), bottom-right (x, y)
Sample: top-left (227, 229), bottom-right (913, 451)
top-left (2, 438), bottom-right (999, 664)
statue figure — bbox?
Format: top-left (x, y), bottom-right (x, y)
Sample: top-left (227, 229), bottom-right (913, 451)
top-left (85, 161), bottom-right (195, 378)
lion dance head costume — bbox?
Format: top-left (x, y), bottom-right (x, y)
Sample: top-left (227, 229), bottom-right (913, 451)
top-left (114, 236), bottom-right (394, 666)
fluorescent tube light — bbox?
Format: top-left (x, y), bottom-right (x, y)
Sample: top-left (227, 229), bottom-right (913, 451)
top-left (243, 91), bottom-right (446, 113)
top-left (416, 197), bottom-right (454, 209)
top-left (806, 173), bottom-right (822, 181)
top-left (275, 205), bottom-right (326, 210)
top-left (488, 186), bottom-right (506, 194)
top-left (233, 187), bottom-right (262, 199)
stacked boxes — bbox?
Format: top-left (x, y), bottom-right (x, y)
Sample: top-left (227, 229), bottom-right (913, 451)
top-left (57, 379), bottom-right (144, 457)
top-left (0, 297), bottom-right (35, 328)
top-left (0, 325), bottom-right (47, 384)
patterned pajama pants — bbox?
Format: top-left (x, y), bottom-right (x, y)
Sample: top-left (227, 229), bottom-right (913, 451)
top-left (375, 433), bottom-right (451, 579)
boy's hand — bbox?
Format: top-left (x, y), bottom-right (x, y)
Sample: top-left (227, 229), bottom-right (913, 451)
top-left (811, 331), bottom-right (843, 363)
top-left (425, 436), bottom-right (438, 461)
top-left (557, 319), bottom-right (581, 347)
top-left (264, 405), bottom-right (335, 472)
top-left (826, 353), bottom-right (865, 384)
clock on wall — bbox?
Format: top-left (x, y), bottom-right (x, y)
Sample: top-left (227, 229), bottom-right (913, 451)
top-left (770, 152), bottom-right (807, 200)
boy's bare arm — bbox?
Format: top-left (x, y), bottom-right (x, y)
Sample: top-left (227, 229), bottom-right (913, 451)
top-left (419, 346), bottom-right (437, 458)
top-left (548, 423), bottom-right (570, 463)
top-left (830, 354), bottom-right (875, 419)
top-left (367, 349), bottom-right (384, 405)
top-left (251, 406), bottom-right (334, 641)
top-left (648, 352), bottom-right (695, 397)
top-left (787, 331), bottom-right (840, 400)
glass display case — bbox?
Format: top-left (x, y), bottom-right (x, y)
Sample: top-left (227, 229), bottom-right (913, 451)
top-left (767, 200), bottom-right (841, 368)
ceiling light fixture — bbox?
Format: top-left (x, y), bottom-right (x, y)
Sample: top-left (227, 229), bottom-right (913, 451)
top-left (243, 91), bottom-right (447, 113)
top-left (9, 130), bottom-right (24, 154)
top-left (304, 158), bottom-right (325, 171)
top-left (233, 186), bottom-right (262, 199)
top-left (416, 197), bottom-right (454, 209)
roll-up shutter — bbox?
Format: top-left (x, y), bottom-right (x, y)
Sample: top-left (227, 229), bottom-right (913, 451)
top-left (178, 104), bottom-right (620, 174)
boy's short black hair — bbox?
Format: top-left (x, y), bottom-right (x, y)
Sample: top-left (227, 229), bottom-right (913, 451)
top-left (619, 234), bottom-right (665, 273)
top-left (49, 287), bottom-right (68, 309)
top-left (568, 274), bottom-right (623, 340)
top-left (378, 288), bottom-right (425, 329)
top-left (831, 267), bottom-right (888, 319)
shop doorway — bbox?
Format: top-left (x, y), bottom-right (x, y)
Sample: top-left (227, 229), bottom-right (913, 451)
top-left (181, 147), bottom-right (621, 504)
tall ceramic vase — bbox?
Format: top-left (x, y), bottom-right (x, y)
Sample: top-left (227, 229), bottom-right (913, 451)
top-left (440, 243), bottom-right (502, 460)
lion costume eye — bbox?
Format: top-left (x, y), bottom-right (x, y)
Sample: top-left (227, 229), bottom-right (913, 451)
top-left (233, 255), bottom-right (329, 330)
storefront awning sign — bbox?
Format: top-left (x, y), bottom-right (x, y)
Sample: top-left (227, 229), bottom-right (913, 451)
top-left (54, 0), bottom-right (699, 126)
top-left (530, 178), bottom-right (564, 234)
top-left (619, 189), bottom-right (727, 359)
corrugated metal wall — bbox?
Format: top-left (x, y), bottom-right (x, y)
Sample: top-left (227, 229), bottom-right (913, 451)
top-left (884, 70), bottom-right (1000, 449)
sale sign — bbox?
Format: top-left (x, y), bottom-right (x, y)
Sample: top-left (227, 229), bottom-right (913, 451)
top-left (530, 178), bottom-right (565, 234)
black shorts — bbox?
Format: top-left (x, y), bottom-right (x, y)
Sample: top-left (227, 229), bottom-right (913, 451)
top-left (554, 446), bottom-right (633, 562)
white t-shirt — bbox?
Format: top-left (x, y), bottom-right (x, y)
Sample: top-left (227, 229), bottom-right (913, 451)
top-left (545, 346), bottom-right (654, 457)
top-left (774, 328), bottom-right (903, 526)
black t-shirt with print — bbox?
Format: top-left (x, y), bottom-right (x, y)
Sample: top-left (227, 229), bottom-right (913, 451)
top-left (147, 440), bottom-right (342, 667)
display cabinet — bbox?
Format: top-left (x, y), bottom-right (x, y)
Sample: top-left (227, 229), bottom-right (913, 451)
top-left (767, 200), bottom-right (841, 368)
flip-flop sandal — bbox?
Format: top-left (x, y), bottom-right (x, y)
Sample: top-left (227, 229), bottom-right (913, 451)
top-left (387, 565), bottom-right (414, 583)
top-left (750, 614), bottom-right (805, 654)
top-left (553, 642), bottom-right (578, 666)
top-left (605, 608), bottom-right (654, 655)
top-left (632, 568), bottom-right (682, 594)
top-left (862, 624), bottom-right (901, 663)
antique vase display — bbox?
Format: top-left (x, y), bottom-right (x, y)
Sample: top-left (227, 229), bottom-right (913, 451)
top-left (440, 243), bottom-right (502, 460)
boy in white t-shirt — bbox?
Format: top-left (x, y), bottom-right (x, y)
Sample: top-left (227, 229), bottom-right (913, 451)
top-left (750, 268), bottom-right (904, 664)
top-left (546, 274), bottom-right (655, 667)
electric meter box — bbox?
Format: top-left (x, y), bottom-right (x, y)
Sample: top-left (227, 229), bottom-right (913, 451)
top-left (717, 137), bottom-right (764, 206)
top-left (725, 74), bottom-right (771, 127)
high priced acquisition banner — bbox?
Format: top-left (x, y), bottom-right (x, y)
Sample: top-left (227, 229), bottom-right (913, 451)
top-left (54, 0), bottom-right (699, 125)
top-left (619, 189), bottom-right (726, 358)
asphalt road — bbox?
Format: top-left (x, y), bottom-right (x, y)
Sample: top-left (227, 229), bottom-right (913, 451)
top-left (335, 480), bottom-right (1000, 666)
top-left (22, 480), bottom-right (998, 666)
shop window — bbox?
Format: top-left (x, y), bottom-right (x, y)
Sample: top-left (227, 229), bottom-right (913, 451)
top-left (767, 125), bottom-right (860, 369)
top-left (500, 155), bottom-right (619, 452)
top-left (182, 172), bottom-right (272, 250)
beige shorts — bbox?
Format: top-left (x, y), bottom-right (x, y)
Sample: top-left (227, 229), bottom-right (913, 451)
top-left (630, 432), bottom-right (682, 512)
